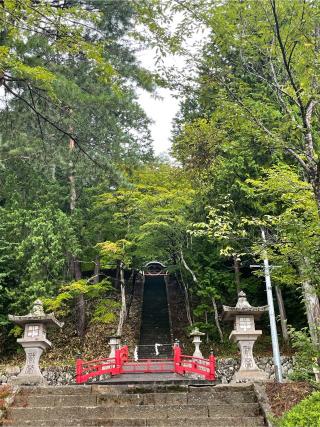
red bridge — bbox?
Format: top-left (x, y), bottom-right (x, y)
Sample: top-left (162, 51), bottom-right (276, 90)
top-left (76, 344), bottom-right (216, 384)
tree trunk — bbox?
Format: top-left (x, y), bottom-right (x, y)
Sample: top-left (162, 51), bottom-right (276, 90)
top-left (311, 179), bottom-right (320, 218)
top-left (178, 268), bottom-right (193, 326)
top-left (127, 269), bottom-right (137, 319)
top-left (233, 254), bottom-right (241, 294)
top-left (68, 133), bottom-right (85, 337)
top-left (179, 250), bottom-right (195, 325)
top-left (179, 251), bottom-right (194, 325)
top-left (211, 297), bottom-right (224, 343)
top-left (299, 258), bottom-right (320, 346)
top-left (73, 256), bottom-right (85, 337)
top-left (180, 250), bottom-right (197, 283)
top-left (302, 278), bottom-right (320, 346)
top-left (116, 261), bottom-right (127, 336)
top-left (69, 137), bottom-right (77, 211)
top-left (275, 285), bottom-right (289, 346)
top-left (115, 261), bottom-right (120, 290)
top-left (205, 310), bottom-right (209, 343)
top-left (93, 256), bottom-right (100, 284)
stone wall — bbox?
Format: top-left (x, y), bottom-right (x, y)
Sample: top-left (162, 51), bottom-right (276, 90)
top-left (0, 356), bottom-right (294, 385)
top-left (216, 356), bottom-right (294, 383)
top-left (0, 365), bottom-right (76, 386)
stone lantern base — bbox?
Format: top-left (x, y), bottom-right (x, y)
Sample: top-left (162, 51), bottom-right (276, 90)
top-left (230, 332), bottom-right (268, 383)
top-left (232, 368), bottom-right (268, 382)
top-left (8, 299), bottom-right (64, 386)
top-left (11, 342), bottom-right (49, 386)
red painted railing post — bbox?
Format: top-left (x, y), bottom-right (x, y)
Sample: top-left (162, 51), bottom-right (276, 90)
top-left (114, 348), bottom-right (120, 374)
top-left (173, 341), bottom-right (183, 375)
top-left (123, 345), bottom-right (129, 363)
top-left (76, 358), bottom-right (83, 384)
top-left (207, 353), bottom-right (216, 381)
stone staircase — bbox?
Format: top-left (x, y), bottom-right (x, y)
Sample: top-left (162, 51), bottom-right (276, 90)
top-left (138, 276), bottom-right (172, 359)
top-left (4, 384), bottom-right (266, 426)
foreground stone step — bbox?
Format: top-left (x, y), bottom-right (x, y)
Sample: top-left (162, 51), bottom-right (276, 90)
top-left (14, 389), bottom-right (257, 407)
top-left (8, 403), bottom-right (261, 421)
top-left (6, 416), bottom-right (266, 427)
top-left (147, 417), bottom-right (265, 427)
top-left (4, 384), bottom-right (265, 427)
top-left (15, 384), bottom-right (255, 395)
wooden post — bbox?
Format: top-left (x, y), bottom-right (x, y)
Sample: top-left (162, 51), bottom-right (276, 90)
top-left (76, 358), bottom-right (83, 384)
top-left (207, 353), bottom-right (216, 381)
top-left (173, 341), bottom-right (183, 375)
top-left (115, 348), bottom-right (121, 375)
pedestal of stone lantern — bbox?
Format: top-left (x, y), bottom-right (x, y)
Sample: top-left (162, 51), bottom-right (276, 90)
top-left (222, 291), bottom-right (268, 382)
top-left (8, 299), bottom-right (63, 385)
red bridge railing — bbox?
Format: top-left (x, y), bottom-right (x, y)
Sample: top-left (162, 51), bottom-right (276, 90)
top-left (173, 345), bottom-right (216, 381)
top-left (76, 343), bottom-right (215, 383)
top-left (76, 345), bottom-right (128, 384)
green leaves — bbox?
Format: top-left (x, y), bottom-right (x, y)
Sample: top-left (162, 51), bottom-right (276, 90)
top-left (0, 0), bottom-right (111, 93)
top-left (277, 391), bottom-right (320, 427)
top-left (43, 278), bottom-right (112, 317)
top-left (98, 164), bottom-right (195, 265)
top-left (91, 299), bottom-right (121, 324)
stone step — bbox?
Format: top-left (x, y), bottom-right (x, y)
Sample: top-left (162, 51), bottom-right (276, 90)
top-left (5, 417), bottom-right (266, 426)
top-left (147, 417), bottom-right (265, 427)
top-left (15, 390), bottom-right (257, 407)
top-left (18, 386), bottom-right (93, 395)
top-left (16, 384), bottom-right (254, 396)
top-left (8, 403), bottom-right (261, 421)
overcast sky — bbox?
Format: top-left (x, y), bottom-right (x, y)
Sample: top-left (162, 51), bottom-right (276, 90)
top-left (136, 48), bottom-right (182, 156)
top-left (137, 87), bottom-right (179, 156)
top-left (136, 27), bottom-right (208, 156)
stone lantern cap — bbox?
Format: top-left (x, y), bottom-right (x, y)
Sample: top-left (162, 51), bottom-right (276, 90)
top-left (190, 327), bottom-right (205, 337)
top-left (8, 299), bottom-right (64, 328)
top-left (221, 291), bottom-right (268, 322)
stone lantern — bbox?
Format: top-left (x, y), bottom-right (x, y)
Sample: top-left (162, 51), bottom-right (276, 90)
top-left (8, 299), bottom-right (63, 385)
top-left (190, 327), bottom-right (205, 358)
top-left (222, 291), bottom-right (268, 382)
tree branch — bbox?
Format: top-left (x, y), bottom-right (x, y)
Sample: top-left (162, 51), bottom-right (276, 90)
top-left (270, 0), bottom-right (305, 116)
top-left (3, 83), bottom-right (104, 168)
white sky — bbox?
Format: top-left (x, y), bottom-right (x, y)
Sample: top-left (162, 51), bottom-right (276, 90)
top-left (136, 32), bottom-right (208, 156)
top-left (136, 48), bottom-right (183, 156)
top-left (137, 87), bottom-right (179, 156)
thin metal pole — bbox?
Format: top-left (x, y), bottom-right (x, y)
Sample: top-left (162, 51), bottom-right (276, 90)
top-left (261, 228), bottom-right (283, 383)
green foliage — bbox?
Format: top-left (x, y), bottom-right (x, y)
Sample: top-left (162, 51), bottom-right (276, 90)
top-left (276, 392), bottom-right (320, 427)
top-left (0, 0), bottom-right (114, 96)
top-left (98, 164), bottom-right (195, 266)
top-left (0, 0), bottom-right (157, 352)
top-left (2, 0), bottom-right (320, 358)
top-left (91, 299), bottom-right (120, 324)
top-left (288, 327), bottom-right (320, 382)
top-left (97, 240), bottom-right (132, 267)
top-left (43, 279), bottom-right (112, 316)
top-left (8, 325), bottom-right (23, 338)
top-left (247, 165), bottom-right (320, 289)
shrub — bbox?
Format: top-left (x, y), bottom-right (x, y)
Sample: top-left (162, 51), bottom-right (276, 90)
top-left (288, 326), bottom-right (320, 382)
top-left (277, 391), bottom-right (320, 427)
